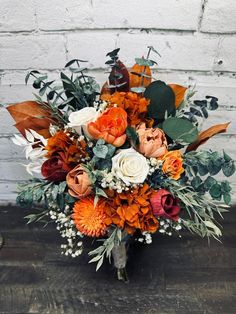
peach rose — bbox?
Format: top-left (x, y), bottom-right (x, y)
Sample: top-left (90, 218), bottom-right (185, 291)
top-left (136, 123), bottom-right (168, 158)
top-left (162, 150), bottom-right (184, 180)
top-left (66, 165), bottom-right (92, 198)
top-left (87, 107), bottom-right (128, 147)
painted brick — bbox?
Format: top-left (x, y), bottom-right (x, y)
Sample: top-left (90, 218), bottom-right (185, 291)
top-left (214, 37), bottom-right (236, 72)
top-left (0, 34), bottom-right (66, 69)
top-left (201, 0), bottom-right (236, 33)
top-left (0, 137), bottom-right (24, 160)
top-left (0, 108), bottom-right (16, 134)
top-left (118, 32), bottom-right (218, 71)
top-left (0, 161), bottom-right (31, 181)
top-left (36, 0), bottom-right (201, 31)
top-left (67, 32), bottom-right (218, 71)
top-left (0, 0), bottom-right (36, 32)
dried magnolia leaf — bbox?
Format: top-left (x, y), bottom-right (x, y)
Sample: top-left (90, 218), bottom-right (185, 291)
top-left (186, 122), bottom-right (230, 152)
top-left (7, 101), bottom-right (56, 138)
top-left (169, 84), bottom-right (187, 108)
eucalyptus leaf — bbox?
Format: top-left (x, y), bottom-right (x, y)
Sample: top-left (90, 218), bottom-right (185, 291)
top-left (222, 161), bottom-right (235, 177)
top-left (209, 183), bottom-right (222, 199)
top-left (162, 117), bottom-right (198, 143)
top-left (223, 193), bottom-right (231, 205)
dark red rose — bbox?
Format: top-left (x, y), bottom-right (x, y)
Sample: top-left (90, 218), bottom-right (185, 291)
top-left (41, 156), bottom-right (69, 182)
top-left (150, 189), bottom-right (181, 221)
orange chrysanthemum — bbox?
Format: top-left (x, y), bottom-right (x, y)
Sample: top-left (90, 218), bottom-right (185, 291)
top-left (72, 197), bottom-right (108, 237)
top-left (101, 91), bottom-right (150, 127)
top-left (105, 184), bottom-right (159, 234)
top-left (45, 130), bottom-right (88, 167)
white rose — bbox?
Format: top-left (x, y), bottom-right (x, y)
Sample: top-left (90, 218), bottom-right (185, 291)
top-left (112, 148), bottom-right (150, 185)
top-left (67, 107), bottom-right (98, 138)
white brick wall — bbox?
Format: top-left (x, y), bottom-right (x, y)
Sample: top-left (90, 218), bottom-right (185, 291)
top-left (0, 0), bottom-right (236, 204)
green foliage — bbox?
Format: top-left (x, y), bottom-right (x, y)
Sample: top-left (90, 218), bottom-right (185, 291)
top-left (184, 150), bottom-right (234, 204)
top-left (92, 140), bottom-right (116, 170)
top-left (144, 80), bottom-right (176, 123)
top-left (88, 228), bottom-right (122, 271)
top-left (163, 179), bottom-right (228, 240)
top-left (17, 179), bottom-right (71, 224)
top-left (135, 57), bottom-right (157, 67)
top-left (162, 117), bottom-right (198, 144)
top-left (126, 126), bottom-right (140, 146)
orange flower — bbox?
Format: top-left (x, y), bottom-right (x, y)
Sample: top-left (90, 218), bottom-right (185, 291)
top-left (101, 92), bottom-right (150, 126)
top-left (136, 123), bottom-right (168, 158)
top-left (72, 197), bottom-right (108, 237)
top-left (66, 165), bottom-right (92, 198)
top-left (87, 107), bottom-right (127, 147)
top-left (162, 150), bottom-right (184, 180)
top-left (45, 130), bottom-right (88, 168)
top-left (105, 184), bottom-right (159, 234)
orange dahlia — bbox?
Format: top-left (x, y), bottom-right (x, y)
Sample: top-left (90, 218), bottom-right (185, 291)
top-left (45, 130), bottom-right (88, 167)
top-left (101, 91), bottom-right (150, 127)
top-left (72, 197), bottom-right (108, 237)
top-left (105, 184), bottom-right (159, 234)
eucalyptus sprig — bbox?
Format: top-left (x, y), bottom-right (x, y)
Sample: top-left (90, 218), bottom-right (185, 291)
top-left (88, 227), bottom-right (122, 271)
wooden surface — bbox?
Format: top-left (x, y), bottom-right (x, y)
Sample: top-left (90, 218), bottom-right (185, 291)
top-left (0, 206), bottom-right (236, 314)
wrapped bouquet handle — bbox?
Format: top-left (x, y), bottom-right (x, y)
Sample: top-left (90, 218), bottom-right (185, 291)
top-left (112, 241), bottom-right (129, 282)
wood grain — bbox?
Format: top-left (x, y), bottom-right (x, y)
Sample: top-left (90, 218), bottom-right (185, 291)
top-left (0, 206), bottom-right (236, 313)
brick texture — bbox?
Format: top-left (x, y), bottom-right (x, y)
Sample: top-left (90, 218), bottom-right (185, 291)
top-left (0, 0), bottom-right (236, 203)
top-left (201, 0), bottom-right (236, 33)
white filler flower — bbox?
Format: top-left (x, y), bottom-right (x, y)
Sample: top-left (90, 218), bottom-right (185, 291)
top-left (67, 107), bottom-right (98, 138)
top-left (112, 148), bottom-right (150, 185)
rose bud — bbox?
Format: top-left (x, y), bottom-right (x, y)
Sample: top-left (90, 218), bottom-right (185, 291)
top-left (87, 107), bottom-right (128, 147)
top-left (150, 189), bottom-right (181, 221)
top-left (41, 156), bottom-right (69, 182)
top-left (66, 165), bottom-right (92, 198)
top-left (136, 123), bottom-right (168, 158)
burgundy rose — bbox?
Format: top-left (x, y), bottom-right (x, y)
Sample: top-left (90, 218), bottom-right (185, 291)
top-left (150, 189), bottom-right (181, 221)
top-left (41, 156), bottom-right (70, 182)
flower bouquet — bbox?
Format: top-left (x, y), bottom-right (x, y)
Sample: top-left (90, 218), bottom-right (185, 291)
top-left (7, 47), bottom-right (235, 282)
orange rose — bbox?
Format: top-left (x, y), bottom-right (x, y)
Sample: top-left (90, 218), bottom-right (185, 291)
top-left (66, 165), bottom-right (92, 198)
top-left (162, 150), bottom-right (184, 180)
top-left (87, 107), bottom-right (128, 147)
top-left (136, 123), bottom-right (168, 158)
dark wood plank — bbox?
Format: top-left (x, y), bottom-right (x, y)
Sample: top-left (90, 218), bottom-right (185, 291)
top-left (0, 205), bottom-right (236, 313)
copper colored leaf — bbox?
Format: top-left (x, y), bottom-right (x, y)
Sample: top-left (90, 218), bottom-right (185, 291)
top-left (7, 101), bottom-right (56, 138)
top-left (169, 84), bottom-right (187, 108)
top-left (186, 122), bottom-right (230, 152)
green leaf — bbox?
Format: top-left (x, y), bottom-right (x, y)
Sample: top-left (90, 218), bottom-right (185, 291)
top-left (221, 181), bottom-right (232, 193)
top-left (222, 161), bottom-right (235, 177)
top-left (135, 58), bottom-right (156, 66)
top-left (197, 163), bottom-right (208, 176)
top-left (106, 144), bottom-right (116, 157)
top-left (95, 188), bottom-right (108, 198)
top-left (223, 193), bottom-right (231, 205)
top-left (209, 183), bottom-right (222, 199)
top-left (162, 117), bottom-right (198, 144)
top-left (126, 126), bottom-right (139, 146)
top-left (204, 176), bottom-right (217, 190)
top-left (130, 87), bottom-right (146, 93)
top-left (144, 81), bottom-right (176, 123)
top-left (223, 150), bottom-right (232, 162)
top-left (207, 159), bottom-right (221, 176)
top-left (191, 176), bottom-right (202, 189)
top-left (93, 145), bottom-right (109, 159)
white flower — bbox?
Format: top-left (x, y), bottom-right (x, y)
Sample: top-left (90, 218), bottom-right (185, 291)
top-left (111, 148), bottom-right (149, 185)
top-left (67, 107), bottom-right (98, 138)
